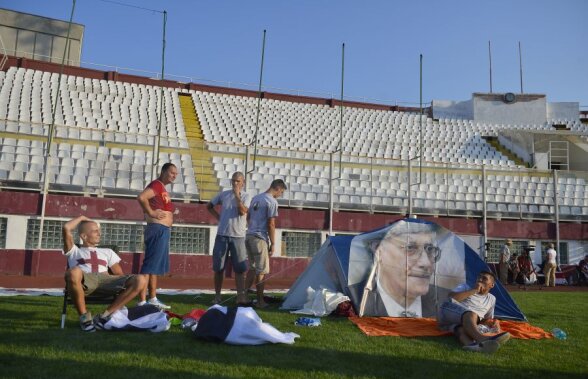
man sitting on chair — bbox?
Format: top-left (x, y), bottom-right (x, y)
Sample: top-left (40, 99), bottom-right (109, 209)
top-left (63, 216), bottom-right (146, 332)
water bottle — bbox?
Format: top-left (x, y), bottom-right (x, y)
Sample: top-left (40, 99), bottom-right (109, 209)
top-left (551, 328), bottom-right (567, 340)
top-left (295, 317), bottom-right (321, 327)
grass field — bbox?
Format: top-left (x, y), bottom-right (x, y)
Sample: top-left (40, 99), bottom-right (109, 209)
top-left (0, 291), bottom-right (587, 379)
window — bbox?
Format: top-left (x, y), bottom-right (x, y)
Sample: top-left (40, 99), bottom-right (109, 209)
top-left (98, 223), bottom-right (144, 252)
top-left (170, 226), bottom-right (209, 254)
top-left (25, 218), bottom-right (209, 255)
top-left (26, 219), bottom-right (65, 249)
top-left (282, 231), bottom-right (322, 258)
top-left (540, 241), bottom-right (568, 265)
top-left (486, 239), bottom-right (531, 263)
top-left (0, 218), bottom-right (7, 248)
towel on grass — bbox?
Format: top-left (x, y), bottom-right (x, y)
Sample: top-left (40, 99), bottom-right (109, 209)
top-left (193, 305), bottom-right (300, 345)
top-left (104, 304), bottom-right (170, 332)
top-left (349, 317), bottom-right (552, 339)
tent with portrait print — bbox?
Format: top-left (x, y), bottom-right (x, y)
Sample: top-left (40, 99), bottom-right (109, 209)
top-left (281, 218), bottom-right (526, 321)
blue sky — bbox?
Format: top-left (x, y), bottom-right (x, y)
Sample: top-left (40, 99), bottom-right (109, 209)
top-left (5, 0), bottom-right (588, 107)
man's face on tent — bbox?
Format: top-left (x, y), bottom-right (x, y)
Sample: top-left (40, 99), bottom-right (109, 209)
top-left (377, 231), bottom-right (437, 301)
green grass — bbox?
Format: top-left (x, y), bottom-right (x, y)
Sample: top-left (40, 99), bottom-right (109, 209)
top-left (0, 292), bottom-right (587, 379)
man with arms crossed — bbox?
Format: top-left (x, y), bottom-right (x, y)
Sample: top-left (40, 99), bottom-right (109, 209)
top-left (438, 271), bottom-right (510, 353)
top-left (136, 162), bottom-right (177, 309)
top-left (245, 179), bottom-right (287, 308)
top-left (63, 216), bottom-right (146, 331)
top-left (207, 171), bottom-right (251, 305)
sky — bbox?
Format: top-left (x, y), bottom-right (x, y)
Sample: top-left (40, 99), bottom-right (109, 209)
top-left (3, 0), bottom-right (588, 107)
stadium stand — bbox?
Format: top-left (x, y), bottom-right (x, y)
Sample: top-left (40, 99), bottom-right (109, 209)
top-left (0, 63), bottom-right (587, 222)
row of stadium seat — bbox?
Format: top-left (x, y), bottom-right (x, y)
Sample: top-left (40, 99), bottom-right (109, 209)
top-left (0, 65), bottom-right (587, 220)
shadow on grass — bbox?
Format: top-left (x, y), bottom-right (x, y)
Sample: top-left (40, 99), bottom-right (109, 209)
top-left (1, 294), bottom-right (586, 378)
top-left (0, 335), bottom-right (585, 379)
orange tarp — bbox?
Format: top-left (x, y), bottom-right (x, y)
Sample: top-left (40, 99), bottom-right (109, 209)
top-left (349, 317), bottom-right (553, 339)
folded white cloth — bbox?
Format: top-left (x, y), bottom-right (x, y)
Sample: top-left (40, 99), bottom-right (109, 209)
top-left (291, 286), bottom-right (350, 317)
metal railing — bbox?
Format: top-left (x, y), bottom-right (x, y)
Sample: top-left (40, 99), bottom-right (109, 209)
top-left (2, 49), bottom-right (426, 108)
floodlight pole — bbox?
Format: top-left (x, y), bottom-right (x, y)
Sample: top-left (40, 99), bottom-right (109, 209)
top-left (488, 41), bottom-right (493, 93)
top-left (245, 29), bottom-right (266, 189)
top-left (518, 41), bottom-right (524, 94)
top-left (408, 54), bottom-right (424, 217)
top-left (327, 43), bottom-right (345, 234)
top-left (419, 54), bottom-right (423, 177)
top-left (37, 0), bottom-right (77, 250)
top-left (338, 43), bottom-right (345, 174)
top-left (151, 10), bottom-right (167, 182)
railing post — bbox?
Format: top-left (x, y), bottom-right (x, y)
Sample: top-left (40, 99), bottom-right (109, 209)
top-left (553, 169), bottom-right (560, 265)
top-left (482, 165), bottom-right (488, 260)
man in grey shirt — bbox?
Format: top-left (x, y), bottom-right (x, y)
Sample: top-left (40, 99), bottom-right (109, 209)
top-left (438, 271), bottom-right (510, 354)
top-left (207, 172), bottom-right (251, 305)
top-left (245, 179), bottom-right (287, 308)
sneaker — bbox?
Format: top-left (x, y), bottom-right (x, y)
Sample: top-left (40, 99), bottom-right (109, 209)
top-left (488, 331), bottom-right (511, 345)
top-left (79, 312), bottom-right (95, 332)
top-left (137, 300), bottom-right (147, 306)
top-left (148, 297), bottom-right (171, 310)
top-left (462, 340), bottom-right (499, 354)
top-left (93, 313), bottom-right (111, 330)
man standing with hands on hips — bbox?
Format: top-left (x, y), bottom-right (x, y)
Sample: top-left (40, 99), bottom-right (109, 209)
top-left (136, 162), bottom-right (177, 309)
top-left (245, 179), bottom-right (287, 308)
top-left (207, 171), bottom-right (251, 305)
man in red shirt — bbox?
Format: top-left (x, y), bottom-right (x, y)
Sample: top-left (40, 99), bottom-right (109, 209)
top-left (137, 163), bottom-right (177, 309)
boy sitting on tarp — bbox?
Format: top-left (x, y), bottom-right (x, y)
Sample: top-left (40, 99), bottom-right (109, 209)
top-left (437, 271), bottom-right (510, 353)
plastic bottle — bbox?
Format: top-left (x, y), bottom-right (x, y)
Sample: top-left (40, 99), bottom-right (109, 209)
top-left (295, 317), bottom-right (321, 327)
top-left (551, 328), bottom-right (567, 340)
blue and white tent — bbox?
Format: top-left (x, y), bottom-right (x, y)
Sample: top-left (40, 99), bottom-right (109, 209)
top-left (282, 218), bottom-right (526, 321)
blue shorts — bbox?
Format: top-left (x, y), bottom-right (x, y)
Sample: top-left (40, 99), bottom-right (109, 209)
top-left (212, 235), bottom-right (248, 274)
top-left (140, 223), bottom-right (171, 275)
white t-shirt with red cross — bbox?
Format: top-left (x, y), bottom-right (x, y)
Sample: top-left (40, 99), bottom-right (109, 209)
top-left (63, 245), bottom-right (121, 273)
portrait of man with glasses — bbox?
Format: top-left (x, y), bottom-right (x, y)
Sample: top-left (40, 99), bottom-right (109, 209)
top-left (352, 220), bottom-right (461, 318)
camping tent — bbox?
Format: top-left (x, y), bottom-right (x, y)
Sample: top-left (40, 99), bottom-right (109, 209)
top-left (282, 218), bottom-right (526, 321)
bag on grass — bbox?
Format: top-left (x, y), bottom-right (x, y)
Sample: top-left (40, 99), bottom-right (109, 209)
top-left (192, 305), bottom-right (299, 345)
top-left (103, 304), bottom-right (170, 332)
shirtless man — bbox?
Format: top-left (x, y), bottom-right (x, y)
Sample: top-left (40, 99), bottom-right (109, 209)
top-left (136, 163), bottom-right (177, 309)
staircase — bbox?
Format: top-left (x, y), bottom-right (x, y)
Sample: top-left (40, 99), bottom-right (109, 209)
top-left (178, 94), bottom-right (219, 200)
top-left (483, 136), bottom-right (528, 167)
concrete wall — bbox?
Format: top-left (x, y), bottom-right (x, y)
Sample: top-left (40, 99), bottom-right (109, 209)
top-left (473, 93), bottom-right (547, 125)
top-left (431, 99), bottom-right (473, 120)
top-left (568, 139), bottom-right (588, 171)
top-left (547, 102), bottom-right (580, 122)
top-left (0, 8), bottom-right (84, 65)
